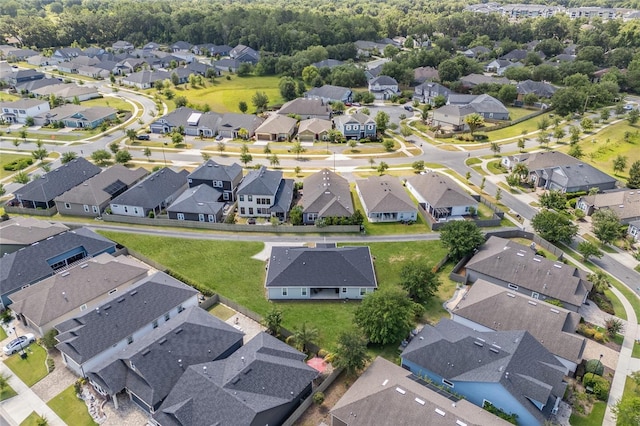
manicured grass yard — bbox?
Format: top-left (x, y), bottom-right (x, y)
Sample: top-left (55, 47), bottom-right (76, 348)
top-left (174, 75), bottom-right (284, 113)
top-left (3, 344), bottom-right (48, 386)
top-left (19, 412), bottom-right (46, 426)
top-left (633, 341), bottom-right (640, 359)
top-left (98, 231), bottom-right (452, 350)
top-left (0, 153), bottom-right (34, 179)
top-left (569, 401), bottom-right (606, 426)
top-left (82, 96), bottom-right (133, 112)
top-left (0, 326), bottom-right (7, 340)
top-left (0, 384), bottom-right (17, 401)
top-left (48, 385), bottom-right (97, 426)
top-left (483, 111), bottom-right (556, 140)
top-left (506, 107), bottom-right (539, 121)
top-left (207, 303), bottom-right (236, 321)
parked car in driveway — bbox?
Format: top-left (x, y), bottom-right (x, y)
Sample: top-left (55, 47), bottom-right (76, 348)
top-left (136, 134), bottom-right (150, 141)
top-left (3, 333), bottom-right (36, 355)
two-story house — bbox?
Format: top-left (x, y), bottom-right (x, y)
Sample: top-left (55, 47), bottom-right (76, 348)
top-left (413, 82), bottom-right (451, 106)
top-left (368, 75), bottom-right (400, 100)
top-left (0, 98), bottom-right (50, 124)
top-left (237, 166), bottom-right (294, 221)
top-left (187, 160), bottom-right (243, 202)
top-left (333, 113), bottom-right (376, 140)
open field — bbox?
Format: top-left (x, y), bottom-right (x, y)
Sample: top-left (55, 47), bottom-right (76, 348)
top-left (82, 96), bottom-right (133, 112)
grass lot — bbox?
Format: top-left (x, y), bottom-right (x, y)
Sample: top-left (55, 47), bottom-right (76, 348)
top-left (48, 385), bottom-right (97, 426)
top-left (506, 107), bottom-right (539, 121)
top-left (82, 96), bottom-right (133, 112)
top-left (0, 93), bottom-right (21, 102)
top-left (569, 401), bottom-right (606, 426)
top-left (487, 159), bottom-right (506, 174)
top-left (0, 153), bottom-right (35, 179)
top-left (479, 111), bottom-right (555, 141)
top-left (97, 231), bottom-right (451, 350)
top-left (633, 341), bottom-right (640, 358)
top-left (466, 158), bottom-right (481, 166)
top-left (4, 344), bottom-right (48, 386)
top-left (208, 303), bottom-right (236, 321)
top-left (0, 384), bottom-right (17, 401)
top-left (0, 326), bottom-right (7, 340)
top-left (19, 412), bottom-right (46, 426)
top-left (173, 75), bottom-right (284, 113)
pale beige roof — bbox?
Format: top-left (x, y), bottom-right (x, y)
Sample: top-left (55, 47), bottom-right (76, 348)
top-left (55, 165), bottom-right (147, 206)
top-left (298, 118), bottom-right (331, 135)
top-left (255, 114), bottom-right (297, 135)
top-left (356, 176), bottom-right (416, 213)
top-left (0, 217), bottom-right (69, 245)
top-left (581, 189), bottom-right (640, 221)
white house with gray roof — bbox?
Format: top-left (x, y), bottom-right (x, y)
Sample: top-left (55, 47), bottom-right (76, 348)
top-left (356, 176), bottom-right (417, 222)
top-left (406, 172), bottom-right (478, 221)
top-left (368, 75), bottom-right (400, 100)
top-left (152, 332), bottom-right (317, 426)
top-left (302, 169), bottom-right (354, 224)
top-left (56, 272), bottom-right (199, 377)
top-left (0, 98), bottom-right (49, 124)
top-left (402, 319), bottom-right (567, 426)
top-left (304, 85), bottom-right (352, 104)
top-left (237, 166), bottom-right (294, 220)
top-left (110, 168), bottom-right (189, 218)
top-left (265, 243), bottom-right (377, 300)
top-left (452, 279), bottom-right (586, 374)
top-left (150, 107), bottom-right (222, 138)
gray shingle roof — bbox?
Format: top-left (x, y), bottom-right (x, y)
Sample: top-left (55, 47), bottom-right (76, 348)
top-left (153, 332), bottom-right (317, 426)
top-left (298, 118), bottom-right (332, 136)
top-left (0, 217), bottom-right (68, 246)
top-left (460, 74), bottom-right (510, 87)
top-left (86, 306), bottom-right (243, 409)
top-left (465, 236), bottom-right (592, 307)
top-left (547, 163), bottom-right (616, 190)
top-left (254, 114), bottom-right (297, 135)
top-left (356, 176), bottom-right (417, 214)
top-left (580, 189), bottom-right (640, 222)
top-left (110, 168), bottom-right (188, 209)
top-left (167, 185), bottom-right (225, 216)
top-left (152, 107), bottom-right (222, 133)
top-left (265, 245), bottom-right (377, 289)
top-left (303, 169), bottom-right (354, 217)
top-left (370, 75), bottom-right (398, 86)
top-left (0, 228), bottom-right (116, 297)
top-left (514, 151), bottom-right (579, 171)
top-left (217, 113), bottom-right (264, 134)
top-left (278, 98), bottom-right (331, 118)
top-left (470, 94), bottom-right (509, 115)
top-left (270, 178), bottom-right (294, 214)
top-left (14, 158), bottom-right (101, 203)
top-left (453, 280), bottom-right (585, 364)
top-left (237, 166), bottom-right (282, 197)
top-left (55, 271), bottom-right (198, 364)
top-left (187, 160), bottom-right (242, 184)
top-left (8, 254), bottom-right (148, 327)
top-left (407, 172), bottom-right (477, 209)
top-left (516, 80), bottom-right (557, 98)
top-left (331, 357), bottom-right (512, 426)
top-left (402, 319), bottom-right (566, 425)
top-left (305, 85), bottom-right (351, 101)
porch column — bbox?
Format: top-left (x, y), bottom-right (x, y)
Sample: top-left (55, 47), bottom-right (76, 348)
top-left (113, 393), bottom-right (118, 410)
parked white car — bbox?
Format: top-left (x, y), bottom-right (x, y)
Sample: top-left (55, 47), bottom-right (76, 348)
top-left (3, 333), bottom-right (36, 355)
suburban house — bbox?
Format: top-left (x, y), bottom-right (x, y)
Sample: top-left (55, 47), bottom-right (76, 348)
top-left (0, 98), bottom-right (50, 124)
top-left (31, 83), bottom-right (101, 103)
top-left (56, 272), bottom-right (199, 377)
top-left (151, 332), bottom-right (317, 426)
top-left (468, 94), bottom-right (510, 120)
top-left (109, 168), bottom-right (189, 218)
top-left (501, 150), bottom-right (579, 171)
top-left (406, 172), bottom-right (478, 222)
top-left (462, 46), bottom-right (492, 59)
top-left (265, 243), bottom-right (376, 300)
top-left (516, 80), bottom-right (557, 102)
top-left (217, 113), bottom-right (264, 139)
top-left (333, 113), bottom-right (376, 140)
top-left (8, 254), bottom-right (149, 336)
top-left (577, 189), bottom-right (640, 224)
top-left (433, 95), bottom-right (509, 128)
top-left (167, 185), bottom-right (226, 223)
top-left (304, 85), bottom-right (352, 104)
top-left (452, 279), bottom-right (586, 374)
top-left (413, 66), bottom-right (440, 84)
top-left (368, 75), bottom-right (400, 100)
top-left (401, 319), bottom-right (567, 426)
top-left (532, 163), bottom-right (617, 193)
top-left (7, 69), bottom-right (45, 86)
top-left (297, 118), bottom-right (332, 142)
top-left (460, 73), bottom-right (510, 88)
top-left (628, 220), bottom-right (640, 241)
top-left (464, 236), bottom-right (593, 312)
top-left (254, 114), bottom-right (297, 142)
top-left (112, 40), bottom-right (135, 52)
top-left (229, 44), bottom-right (260, 63)
top-left (356, 176), bottom-right (417, 223)
top-left (311, 59), bottom-right (344, 69)
top-left (302, 169), bottom-right (354, 224)
top-left (192, 44), bottom-right (232, 57)
top-left (484, 59), bottom-right (523, 76)
top-left (187, 160), bottom-right (243, 202)
top-left (59, 106), bottom-right (116, 129)
top-left (237, 166), bottom-right (294, 221)
top-left (55, 165), bottom-right (148, 217)
top-left (364, 64), bottom-right (383, 81)
top-left (86, 306), bottom-right (243, 413)
top-left (150, 107), bottom-right (222, 137)
top-left (431, 104), bottom-right (477, 131)
top-left (53, 47), bottom-right (83, 61)
top-left (0, 228), bottom-right (116, 308)
top-left (330, 357), bottom-right (512, 426)
top-left (212, 58), bottom-right (242, 73)
top-left (277, 98), bottom-right (332, 120)
top-left (413, 82), bottom-right (451, 105)
top-left (10, 158), bottom-right (101, 211)
top-left (0, 217), bottom-right (68, 256)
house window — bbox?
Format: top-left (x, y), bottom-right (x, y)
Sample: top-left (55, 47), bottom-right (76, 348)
top-left (108, 288), bottom-right (117, 295)
top-left (64, 203), bottom-right (71, 209)
top-left (342, 287), bottom-right (347, 293)
top-left (208, 214), bottom-right (215, 222)
top-left (198, 213), bottom-right (205, 222)
top-left (83, 204), bottom-right (89, 212)
top-left (442, 379), bottom-right (454, 388)
top-left (127, 335), bottom-right (133, 345)
top-left (213, 180), bottom-right (223, 188)
top-left (301, 288), bottom-right (307, 296)
top-left (282, 288), bottom-right (288, 296)
top-left (248, 195), bottom-right (253, 202)
top-left (80, 304), bottom-right (87, 311)
top-left (532, 292), bottom-right (540, 299)
top-left (360, 288), bottom-right (366, 296)
top-left (177, 213), bottom-right (185, 220)
top-left (240, 207), bottom-right (245, 215)
top-left (177, 304), bottom-right (184, 313)
top-left (508, 283), bottom-right (518, 290)
top-left (249, 208), bottom-right (254, 215)
top-left (164, 312), bottom-right (170, 321)
top-left (124, 206), bottom-right (128, 213)
top-left (188, 178), bottom-right (193, 183)
top-left (239, 195), bottom-right (244, 201)
top-left (223, 192), bottom-right (230, 201)
top-left (152, 320), bottom-right (158, 329)
top-left (92, 206), bottom-right (99, 213)
top-left (133, 208), bottom-right (139, 215)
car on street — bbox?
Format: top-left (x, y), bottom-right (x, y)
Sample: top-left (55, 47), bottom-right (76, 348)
top-left (136, 134), bottom-right (150, 141)
top-left (404, 105), bottom-right (414, 112)
top-left (3, 333), bottom-right (36, 355)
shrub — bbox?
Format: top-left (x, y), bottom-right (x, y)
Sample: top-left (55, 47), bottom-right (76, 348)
top-left (313, 391), bottom-right (325, 405)
top-left (40, 329), bottom-right (59, 351)
top-left (324, 352), bottom-right (335, 363)
top-left (585, 359), bottom-right (605, 376)
top-left (285, 335), bottom-right (296, 346)
top-left (317, 349), bottom-right (328, 358)
top-left (3, 157), bottom-right (33, 171)
top-left (46, 357), bottom-right (55, 373)
top-left (593, 332), bottom-right (607, 343)
top-left (583, 373), bottom-right (610, 401)
top-left (583, 328), bottom-right (596, 338)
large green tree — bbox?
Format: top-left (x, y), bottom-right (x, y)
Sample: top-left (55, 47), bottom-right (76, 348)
top-left (354, 288), bottom-right (417, 345)
top-left (439, 221), bottom-right (485, 261)
top-left (539, 190), bottom-right (567, 211)
top-left (592, 209), bottom-right (621, 245)
top-left (333, 329), bottom-right (371, 376)
top-left (628, 160), bottom-right (640, 189)
top-left (531, 210), bottom-right (578, 244)
top-left (399, 261), bottom-right (441, 304)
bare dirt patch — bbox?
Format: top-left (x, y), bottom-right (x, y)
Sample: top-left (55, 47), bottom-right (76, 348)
top-left (294, 370), bottom-right (349, 426)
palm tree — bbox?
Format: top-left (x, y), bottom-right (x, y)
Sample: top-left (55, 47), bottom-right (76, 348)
top-left (269, 153), bottom-right (280, 167)
top-left (293, 322), bottom-right (318, 353)
top-left (464, 113), bottom-right (484, 136)
top-left (126, 129), bottom-right (137, 142)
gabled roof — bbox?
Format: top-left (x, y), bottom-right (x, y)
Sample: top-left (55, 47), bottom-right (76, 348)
top-left (167, 185), bottom-right (226, 216)
top-left (153, 107), bottom-right (221, 131)
top-left (434, 104), bottom-right (476, 119)
top-left (270, 179), bottom-right (295, 214)
top-left (55, 272), bottom-right (198, 364)
top-left (465, 236), bottom-right (592, 307)
top-left (0, 228), bottom-right (116, 296)
top-left (579, 189), bottom-right (640, 221)
top-left (266, 244), bottom-right (376, 289)
top-left (369, 75), bottom-right (398, 86)
top-left (17, 136), bottom-right (107, 184)
top-left (402, 319), bottom-right (566, 425)
top-left (331, 357), bottom-right (512, 426)
top-left (171, 41), bottom-right (192, 50)
top-left (333, 112), bottom-right (374, 127)
top-left (237, 166), bottom-right (282, 197)
top-left (413, 66), bottom-right (439, 83)
top-left (55, 165), bottom-right (147, 206)
top-left (305, 85), bottom-right (351, 101)
top-left (86, 306), bottom-right (243, 408)
top-left (277, 98), bottom-right (331, 118)
top-left (447, 94), bottom-right (478, 105)
top-left (357, 176), bottom-right (416, 213)
top-left (110, 168), bottom-right (188, 209)
top-left (218, 113), bottom-right (264, 133)
top-left (153, 332), bottom-right (317, 426)
top-left (303, 169), bottom-right (353, 217)
top-left (547, 163), bottom-right (616, 190)
top-left (513, 150), bottom-right (579, 171)
top-left (469, 94), bottom-right (509, 115)
top-left (0, 217), bottom-right (68, 246)
top-left (460, 74), bottom-right (510, 87)
top-left (407, 172), bottom-right (477, 209)
top-left (453, 279), bottom-right (585, 364)
top-left (9, 254), bottom-right (148, 327)
top-left (254, 114), bottom-right (297, 135)
top-left (516, 80), bottom-right (557, 98)
top-left (298, 118), bottom-right (332, 136)
top-left (31, 84), bottom-right (100, 100)
top-left (188, 160), bottom-right (242, 185)
top-left (0, 98), bottom-right (49, 110)
top-left (311, 59), bottom-right (344, 69)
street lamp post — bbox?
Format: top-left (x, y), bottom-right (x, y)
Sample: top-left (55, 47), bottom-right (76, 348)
top-left (596, 354), bottom-right (603, 375)
top-left (12, 327), bottom-right (25, 358)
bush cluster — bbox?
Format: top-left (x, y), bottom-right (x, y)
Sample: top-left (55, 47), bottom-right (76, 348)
top-left (3, 158), bottom-right (33, 171)
top-left (583, 373), bottom-right (610, 401)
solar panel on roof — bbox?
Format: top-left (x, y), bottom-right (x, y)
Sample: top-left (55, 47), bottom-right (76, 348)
top-left (103, 180), bottom-right (127, 196)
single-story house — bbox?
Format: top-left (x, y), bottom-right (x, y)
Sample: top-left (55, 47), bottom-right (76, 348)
top-left (516, 79), bottom-right (557, 101)
top-left (577, 189), bottom-right (640, 224)
top-left (297, 118), bottom-right (332, 142)
top-left (277, 98), bottom-right (332, 121)
top-left (406, 172), bottom-right (478, 221)
top-left (356, 176), bottom-right (417, 223)
top-left (484, 59), bottom-right (523, 76)
top-left (302, 169), bottom-right (354, 224)
top-left (460, 73), bottom-right (510, 88)
top-left (217, 113), bottom-right (264, 139)
top-left (167, 185), bottom-right (226, 223)
top-left (534, 163), bottom-right (617, 193)
top-left (413, 66), bottom-right (440, 84)
top-left (304, 85), bottom-right (352, 104)
top-left (501, 150), bottom-right (579, 171)
top-left (229, 44), bottom-right (260, 63)
top-left (0, 217), bottom-right (68, 256)
top-left (255, 114), bottom-right (297, 142)
top-left (150, 107), bottom-right (222, 138)
top-left (627, 219), bottom-right (640, 241)
top-left (31, 83), bottom-right (101, 102)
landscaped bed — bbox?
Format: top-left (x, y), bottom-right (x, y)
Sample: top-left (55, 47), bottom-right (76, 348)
top-left (48, 385), bottom-right (97, 426)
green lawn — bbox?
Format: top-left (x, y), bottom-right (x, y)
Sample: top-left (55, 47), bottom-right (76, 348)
top-left (173, 75), bottom-right (284, 113)
top-left (0, 384), bottom-right (17, 401)
top-left (581, 234), bottom-right (617, 253)
top-left (208, 303), bottom-right (236, 321)
top-left (97, 231), bottom-right (451, 350)
top-left (48, 385), bottom-right (97, 426)
top-left (0, 153), bottom-right (34, 179)
top-left (633, 340), bottom-right (640, 359)
top-left (0, 93), bottom-right (21, 103)
top-left (487, 159), bottom-right (506, 174)
top-left (483, 111), bottom-right (556, 141)
top-left (3, 344), bottom-right (48, 386)
top-left (506, 107), bottom-right (539, 121)
top-left (569, 401), bottom-right (606, 426)
top-left (19, 412), bottom-right (46, 426)
top-left (0, 326), bottom-right (7, 340)
top-left (82, 96), bottom-right (133, 112)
